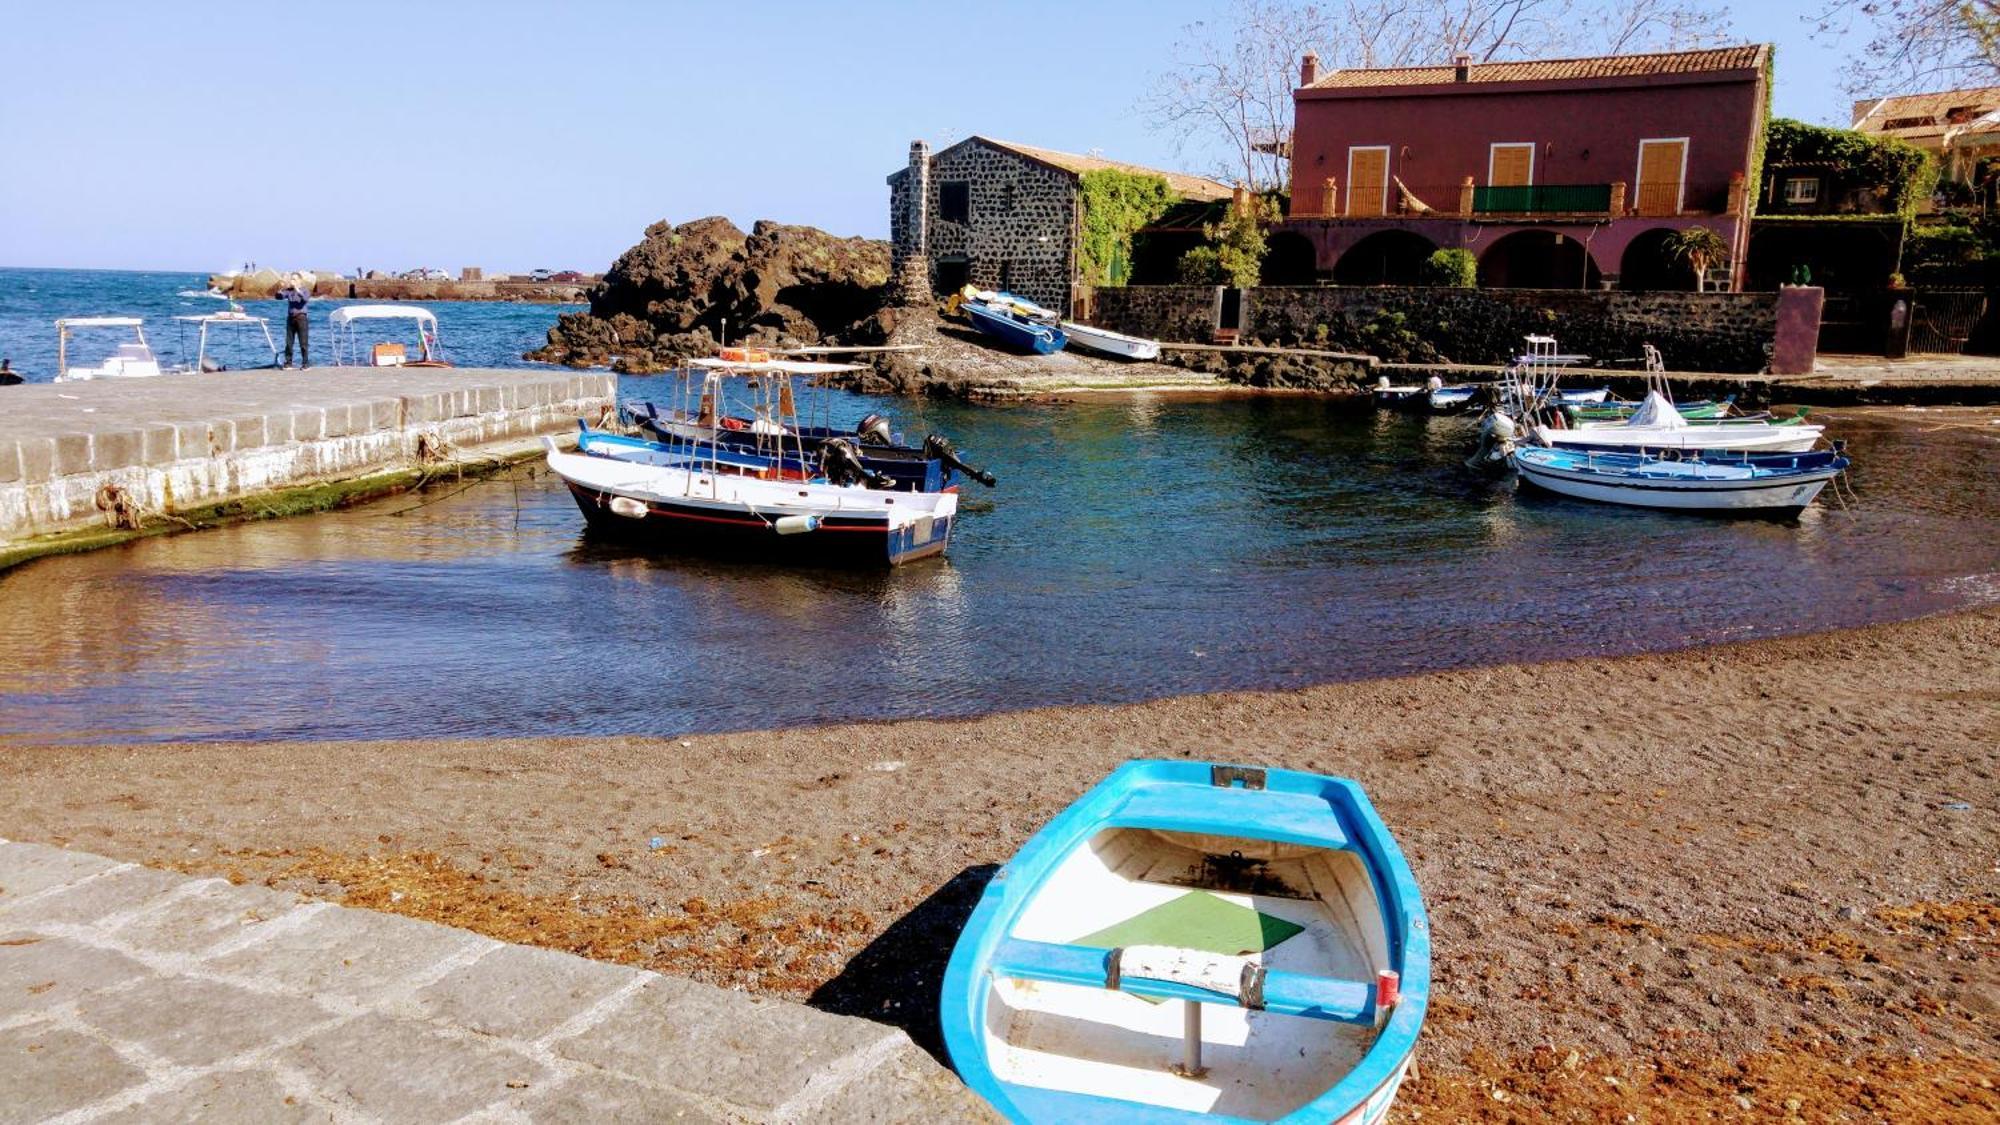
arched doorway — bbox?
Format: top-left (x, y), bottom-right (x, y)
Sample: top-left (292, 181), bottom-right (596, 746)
top-left (1619, 228), bottom-right (1695, 291)
top-left (1331, 230), bottom-right (1438, 286)
top-left (1476, 231), bottom-right (1602, 290)
top-left (1260, 231), bottom-right (1320, 285)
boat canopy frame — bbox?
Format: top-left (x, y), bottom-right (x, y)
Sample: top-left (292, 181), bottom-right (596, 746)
top-left (170, 310), bottom-right (279, 373)
top-left (328, 304), bottom-right (446, 366)
top-left (55, 317), bottom-right (150, 379)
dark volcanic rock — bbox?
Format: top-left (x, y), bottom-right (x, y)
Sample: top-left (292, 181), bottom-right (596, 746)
top-left (528, 217), bottom-right (891, 371)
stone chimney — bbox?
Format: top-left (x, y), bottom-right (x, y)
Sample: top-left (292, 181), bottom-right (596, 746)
top-left (1232, 183), bottom-right (1251, 215)
top-left (892, 140), bottom-right (933, 304)
top-left (1300, 51), bottom-right (1320, 87)
top-left (1454, 53), bottom-right (1472, 83)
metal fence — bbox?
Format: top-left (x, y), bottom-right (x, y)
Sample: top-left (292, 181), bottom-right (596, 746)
top-left (1908, 288), bottom-right (1989, 354)
top-left (1472, 184), bottom-right (1613, 214)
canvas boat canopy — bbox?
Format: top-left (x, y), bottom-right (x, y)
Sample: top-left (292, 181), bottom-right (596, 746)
top-left (1622, 391), bottom-right (1690, 430)
top-left (329, 305), bottom-right (439, 328)
top-left (56, 317), bottom-right (145, 328)
top-left (688, 358), bottom-right (866, 375)
top-left (174, 311), bottom-right (269, 325)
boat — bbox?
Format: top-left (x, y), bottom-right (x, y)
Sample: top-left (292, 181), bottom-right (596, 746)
top-left (1535, 391), bottom-right (1823, 454)
top-left (1565, 396), bottom-right (1734, 422)
top-left (168, 310), bottom-right (280, 372)
top-left (964, 300), bottom-right (1067, 355)
top-left (1061, 321), bottom-right (1161, 361)
top-left (328, 305), bottom-right (451, 367)
top-left (53, 317), bottom-right (164, 382)
top-left (1512, 445), bottom-right (1850, 516)
top-left (959, 285), bottom-right (1060, 323)
top-left (942, 760), bottom-right (1428, 1124)
top-left (546, 357), bottom-right (959, 566)
top-left (1427, 384), bottom-right (1479, 412)
top-left (626, 401), bottom-right (996, 492)
top-left (1372, 376), bottom-right (1430, 410)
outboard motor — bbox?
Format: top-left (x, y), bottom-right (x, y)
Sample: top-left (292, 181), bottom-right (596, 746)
top-left (923, 434), bottom-right (997, 488)
top-left (1465, 410), bottom-right (1519, 473)
top-left (820, 438), bottom-right (897, 490)
top-left (855, 413), bottom-right (894, 446)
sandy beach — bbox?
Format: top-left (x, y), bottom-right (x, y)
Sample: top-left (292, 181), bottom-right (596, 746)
top-left (3, 609), bottom-right (1995, 1119)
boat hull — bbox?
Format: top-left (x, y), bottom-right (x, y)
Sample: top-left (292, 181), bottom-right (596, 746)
top-left (1061, 322), bottom-right (1161, 361)
top-left (1539, 425), bottom-right (1822, 454)
top-left (1513, 450), bottom-right (1843, 516)
top-left (966, 302), bottom-right (1067, 355)
top-left (561, 481), bottom-right (951, 565)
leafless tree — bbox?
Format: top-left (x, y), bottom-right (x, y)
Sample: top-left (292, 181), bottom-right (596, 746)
top-left (1144, 0), bottom-right (1736, 191)
top-left (1814, 0), bottom-right (2000, 95)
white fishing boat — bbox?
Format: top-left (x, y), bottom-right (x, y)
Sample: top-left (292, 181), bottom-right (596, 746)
top-left (1513, 446), bottom-right (1849, 516)
top-left (53, 317), bottom-right (164, 382)
top-left (328, 305), bottom-right (450, 367)
top-left (1060, 321), bottom-right (1161, 361)
top-left (1535, 391), bottom-right (1822, 454)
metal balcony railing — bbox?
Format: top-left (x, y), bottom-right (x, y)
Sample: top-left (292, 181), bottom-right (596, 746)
top-left (1472, 184), bottom-right (1614, 214)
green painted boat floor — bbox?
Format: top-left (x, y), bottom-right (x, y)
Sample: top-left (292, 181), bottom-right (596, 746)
top-left (1073, 889), bottom-right (1304, 957)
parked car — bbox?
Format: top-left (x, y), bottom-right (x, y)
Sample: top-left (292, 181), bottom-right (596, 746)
top-left (529, 268), bottom-right (554, 281)
top-left (551, 270), bottom-right (588, 283)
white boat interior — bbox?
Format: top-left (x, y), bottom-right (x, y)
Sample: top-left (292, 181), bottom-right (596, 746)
top-left (544, 444), bottom-right (956, 526)
top-left (329, 304), bottom-right (445, 366)
top-left (54, 317), bottom-right (163, 382)
top-left (984, 827), bottom-right (1386, 1121)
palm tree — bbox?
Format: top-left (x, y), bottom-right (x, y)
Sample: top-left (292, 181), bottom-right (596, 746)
top-left (1662, 226), bottom-right (1730, 291)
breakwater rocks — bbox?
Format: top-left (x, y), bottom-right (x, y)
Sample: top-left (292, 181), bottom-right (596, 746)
top-left (527, 218), bottom-right (893, 372)
top-left (207, 269), bottom-right (593, 304)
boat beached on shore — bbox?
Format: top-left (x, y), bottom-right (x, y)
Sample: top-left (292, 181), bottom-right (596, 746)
top-left (944, 760), bottom-right (1428, 1123)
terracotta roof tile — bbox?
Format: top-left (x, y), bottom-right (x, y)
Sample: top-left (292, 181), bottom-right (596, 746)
top-left (1852, 86), bottom-right (2000, 131)
top-left (971, 137), bottom-right (1236, 201)
top-left (1307, 44), bottom-right (1768, 90)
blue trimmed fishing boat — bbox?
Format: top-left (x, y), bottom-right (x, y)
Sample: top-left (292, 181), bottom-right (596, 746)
top-left (1512, 445), bottom-right (1849, 516)
top-left (942, 761), bottom-right (1429, 1124)
top-left (965, 300), bottom-right (1068, 355)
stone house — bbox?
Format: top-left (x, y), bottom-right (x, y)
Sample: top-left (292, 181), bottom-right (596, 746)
top-left (1282, 45), bottom-right (1770, 292)
top-left (887, 136), bottom-right (1233, 316)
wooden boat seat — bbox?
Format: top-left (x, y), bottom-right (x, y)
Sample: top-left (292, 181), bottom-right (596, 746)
top-left (989, 936), bottom-right (1378, 1024)
top-left (1107, 785), bottom-right (1354, 851)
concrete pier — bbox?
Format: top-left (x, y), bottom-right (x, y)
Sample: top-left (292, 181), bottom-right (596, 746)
top-left (0, 367), bottom-right (615, 565)
top-left (0, 839), bottom-right (992, 1122)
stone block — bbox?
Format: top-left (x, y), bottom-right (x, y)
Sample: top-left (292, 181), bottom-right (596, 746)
top-left (412, 943), bottom-right (642, 1041)
top-left (232, 415), bottom-right (267, 449)
top-left (475, 387), bottom-right (501, 414)
top-left (0, 864), bottom-right (185, 927)
top-left (553, 977), bottom-right (895, 1115)
top-left (0, 841), bottom-right (124, 900)
top-left (93, 1069), bottom-right (324, 1125)
top-left (52, 432), bottom-right (94, 476)
top-left (74, 975), bottom-right (335, 1068)
top-left (808, 1038), bottom-right (998, 1123)
top-left (108, 879), bottom-right (305, 958)
top-left (141, 424), bottom-right (180, 466)
top-left (92, 429), bottom-right (143, 472)
top-left (321, 404), bottom-right (356, 439)
top-left (284, 1012), bottom-right (547, 1122)
top-left (206, 904), bottom-right (497, 1007)
top-left (0, 444), bottom-right (18, 485)
top-left (282, 408), bottom-right (318, 443)
top-left (15, 438), bottom-right (54, 484)
top-left (370, 398), bottom-right (402, 430)
top-left (517, 1070), bottom-right (732, 1124)
top-left (0, 934), bottom-right (153, 1021)
top-left (206, 422), bottom-right (234, 455)
top-left (0, 1021), bottom-right (147, 1123)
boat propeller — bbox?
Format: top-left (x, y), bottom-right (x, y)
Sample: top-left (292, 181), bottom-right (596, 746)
top-left (923, 435), bottom-right (997, 487)
top-left (819, 438), bottom-right (897, 490)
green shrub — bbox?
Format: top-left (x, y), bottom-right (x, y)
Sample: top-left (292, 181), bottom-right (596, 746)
top-left (1421, 248), bottom-right (1477, 287)
top-left (1178, 246), bottom-right (1223, 284)
top-left (1764, 118), bottom-right (1939, 217)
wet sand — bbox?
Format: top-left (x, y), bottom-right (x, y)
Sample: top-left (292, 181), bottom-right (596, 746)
top-left (3, 609), bottom-right (1995, 1118)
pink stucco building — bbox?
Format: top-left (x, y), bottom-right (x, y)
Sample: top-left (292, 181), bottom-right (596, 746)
top-left (1277, 45), bottom-right (1771, 291)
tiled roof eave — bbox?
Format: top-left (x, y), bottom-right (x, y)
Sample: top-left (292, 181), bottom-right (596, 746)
top-left (1297, 66), bottom-right (1764, 100)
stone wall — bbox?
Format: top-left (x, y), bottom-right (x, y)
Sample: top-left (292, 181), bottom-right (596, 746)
top-left (1092, 285), bottom-right (1781, 372)
top-left (889, 139), bottom-right (1078, 314)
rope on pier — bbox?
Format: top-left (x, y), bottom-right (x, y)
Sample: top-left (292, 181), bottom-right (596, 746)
top-left (92, 481), bottom-right (195, 532)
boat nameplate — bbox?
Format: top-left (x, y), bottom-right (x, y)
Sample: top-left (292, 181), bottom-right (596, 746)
top-left (1211, 765), bottom-right (1266, 790)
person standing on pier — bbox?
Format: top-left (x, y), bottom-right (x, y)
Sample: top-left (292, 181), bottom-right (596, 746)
top-left (277, 278), bottom-right (311, 368)
top-left (0, 359), bottom-right (21, 386)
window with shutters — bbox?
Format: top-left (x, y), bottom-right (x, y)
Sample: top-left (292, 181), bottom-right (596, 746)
top-left (1346, 146), bottom-right (1389, 217)
top-left (1488, 143), bottom-right (1535, 187)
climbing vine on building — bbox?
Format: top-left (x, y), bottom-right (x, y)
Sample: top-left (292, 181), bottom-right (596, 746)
top-left (1763, 118), bottom-right (1939, 216)
top-left (1077, 170), bottom-right (1176, 289)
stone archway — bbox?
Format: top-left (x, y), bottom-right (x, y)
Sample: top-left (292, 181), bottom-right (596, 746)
top-left (1331, 230), bottom-right (1439, 286)
top-left (1476, 230), bottom-right (1602, 290)
top-left (1260, 231), bottom-right (1321, 285)
top-left (1619, 228), bottom-right (1696, 291)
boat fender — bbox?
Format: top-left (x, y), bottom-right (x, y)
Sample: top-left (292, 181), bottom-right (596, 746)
top-left (773, 514), bottom-right (821, 535)
top-left (1425, 375), bottom-right (1443, 391)
top-left (1376, 375), bottom-right (1391, 390)
top-left (608, 496), bottom-right (648, 519)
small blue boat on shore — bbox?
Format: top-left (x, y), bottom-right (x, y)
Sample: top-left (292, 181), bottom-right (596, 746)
top-left (964, 300), bottom-right (1067, 355)
top-left (942, 760), bottom-right (1429, 1123)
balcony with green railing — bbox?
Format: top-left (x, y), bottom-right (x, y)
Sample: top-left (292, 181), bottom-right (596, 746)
top-left (1472, 184), bottom-right (1614, 215)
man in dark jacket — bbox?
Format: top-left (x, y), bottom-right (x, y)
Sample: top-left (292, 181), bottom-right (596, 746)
top-left (277, 280), bottom-right (311, 368)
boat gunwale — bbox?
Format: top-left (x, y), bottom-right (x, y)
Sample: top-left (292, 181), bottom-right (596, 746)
top-left (940, 760), bottom-right (1431, 1124)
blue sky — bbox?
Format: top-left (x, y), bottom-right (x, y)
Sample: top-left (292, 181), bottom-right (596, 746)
top-left (2, 1), bottom-right (1854, 273)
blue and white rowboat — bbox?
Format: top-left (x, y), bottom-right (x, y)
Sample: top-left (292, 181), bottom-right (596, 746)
top-left (1512, 446), bottom-right (1849, 515)
top-left (965, 300), bottom-right (1068, 355)
top-left (942, 761), bottom-right (1429, 1123)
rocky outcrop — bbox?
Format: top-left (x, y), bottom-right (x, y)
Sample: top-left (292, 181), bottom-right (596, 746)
top-left (528, 217), bottom-right (893, 371)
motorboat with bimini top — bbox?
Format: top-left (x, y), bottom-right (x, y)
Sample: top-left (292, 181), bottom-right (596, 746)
top-left (168, 309), bottom-right (280, 372)
top-left (545, 357), bottom-right (958, 565)
top-left (53, 318), bottom-right (164, 382)
top-left (1535, 391), bottom-right (1823, 454)
top-left (625, 396), bottom-right (995, 493)
top-left (943, 761), bottom-right (1428, 1123)
top-left (328, 305), bottom-right (451, 367)
top-left (1512, 445), bottom-right (1849, 516)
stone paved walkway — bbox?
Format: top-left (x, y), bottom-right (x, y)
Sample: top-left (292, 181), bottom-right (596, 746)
top-left (0, 840), bottom-right (992, 1123)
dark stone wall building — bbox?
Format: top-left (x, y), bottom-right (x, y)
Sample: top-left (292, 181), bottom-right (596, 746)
top-left (888, 136), bottom-right (1231, 316)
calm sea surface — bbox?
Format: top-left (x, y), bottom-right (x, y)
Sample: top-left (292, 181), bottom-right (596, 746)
top-left (1, 269), bottom-right (1997, 743)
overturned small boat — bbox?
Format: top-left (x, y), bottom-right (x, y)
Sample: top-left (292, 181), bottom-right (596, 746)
top-left (943, 760), bottom-right (1428, 1123)
top-left (1512, 445), bottom-right (1849, 516)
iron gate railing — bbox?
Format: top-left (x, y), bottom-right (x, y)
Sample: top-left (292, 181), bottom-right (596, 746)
top-left (1472, 184), bottom-right (1613, 214)
top-left (1908, 289), bottom-right (1989, 354)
